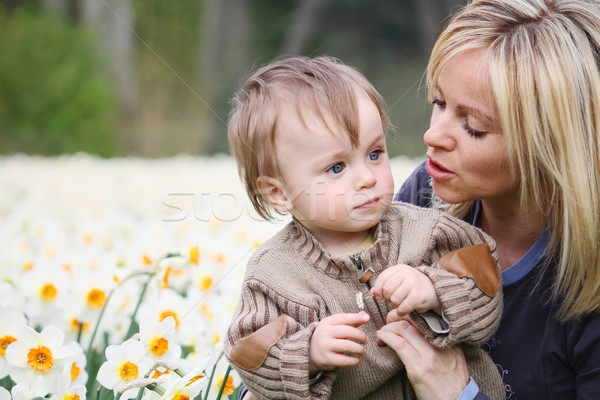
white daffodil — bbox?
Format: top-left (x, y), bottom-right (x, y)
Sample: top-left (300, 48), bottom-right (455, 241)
top-left (0, 386), bottom-right (9, 400)
top-left (156, 254), bottom-right (190, 293)
top-left (10, 374), bottom-right (47, 400)
top-left (138, 316), bottom-right (182, 364)
top-left (4, 324), bottom-right (76, 394)
top-left (96, 338), bottom-right (154, 395)
top-left (160, 368), bottom-right (207, 400)
top-left (0, 311), bottom-right (28, 379)
top-left (0, 280), bottom-right (25, 314)
top-left (65, 341), bottom-right (88, 387)
top-left (136, 287), bottom-right (201, 348)
top-left (18, 261), bottom-right (70, 328)
top-left (47, 364), bottom-right (86, 400)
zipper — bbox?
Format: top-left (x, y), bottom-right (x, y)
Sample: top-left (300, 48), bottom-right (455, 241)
top-left (349, 254), bottom-right (385, 323)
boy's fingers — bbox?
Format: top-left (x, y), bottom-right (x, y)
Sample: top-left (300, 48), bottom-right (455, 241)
top-left (329, 338), bottom-right (368, 356)
top-left (328, 311), bottom-right (370, 327)
top-left (329, 325), bottom-right (369, 344)
top-left (370, 269), bottom-right (393, 298)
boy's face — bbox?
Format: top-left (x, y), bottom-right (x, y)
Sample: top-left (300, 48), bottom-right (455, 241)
top-left (271, 89), bottom-right (395, 249)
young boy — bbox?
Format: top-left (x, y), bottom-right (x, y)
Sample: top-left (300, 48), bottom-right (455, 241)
top-left (224, 56), bottom-right (504, 400)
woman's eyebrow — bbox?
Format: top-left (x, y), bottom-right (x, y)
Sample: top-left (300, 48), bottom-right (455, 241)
top-left (436, 84), bottom-right (496, 125)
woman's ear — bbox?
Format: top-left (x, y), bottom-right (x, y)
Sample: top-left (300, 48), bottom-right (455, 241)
top-left (256, 176), bottom-right (293, 213)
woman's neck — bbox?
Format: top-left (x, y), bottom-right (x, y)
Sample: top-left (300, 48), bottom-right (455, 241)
top-left (479, 200), bottom-right (548, 270)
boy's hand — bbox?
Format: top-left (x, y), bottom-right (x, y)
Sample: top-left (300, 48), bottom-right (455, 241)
top-left (370, 264), bottom-right (439, 316)
top-left (309, 312), bottom-right (370, 375)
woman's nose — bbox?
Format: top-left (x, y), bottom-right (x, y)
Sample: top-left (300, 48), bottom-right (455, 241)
top-left (424, 115), bottom-right (456, 151)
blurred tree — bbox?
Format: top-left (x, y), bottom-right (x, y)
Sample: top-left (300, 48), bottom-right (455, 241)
top-left (281, 0), bottom-right (332, 55)
top-left (0, 0), bottom-right (468, 157)
top-left (0, 8), bottom-right (118, 156)
top-left (80, 0), bottom-right (139, 115)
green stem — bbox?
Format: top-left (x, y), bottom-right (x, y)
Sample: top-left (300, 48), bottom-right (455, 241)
top-left (215, 365), bottom-right (232, 400)
top-left (202, 363), bottom-right (217, 400)
top-left (124, 273), bottom-right (152, 340)
top-left (76, 321), bottom-right (84, 344)
top-left (146, 383), bottom-right (166, 396)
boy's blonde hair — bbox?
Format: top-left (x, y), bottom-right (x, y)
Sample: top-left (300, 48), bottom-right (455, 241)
top-left (428, 0), bottom-right (600, 319)
top-left (228, 56), bottom-right (391, 220)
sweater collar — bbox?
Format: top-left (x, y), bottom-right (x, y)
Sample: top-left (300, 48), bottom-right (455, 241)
top-left (288, 207), bottom-right (397, 280)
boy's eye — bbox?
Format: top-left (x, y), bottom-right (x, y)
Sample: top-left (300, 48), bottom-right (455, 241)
top-left (327, 163), bottom-right (344, 174)
top-left (368, 150), bottom-right (381, 161)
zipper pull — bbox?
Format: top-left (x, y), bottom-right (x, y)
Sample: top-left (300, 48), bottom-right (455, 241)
top-left (350, 254), bottom-right (375, 283)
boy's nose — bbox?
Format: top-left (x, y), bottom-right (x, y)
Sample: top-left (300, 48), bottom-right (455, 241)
top-left (355, 165), bottom-right (377, 190)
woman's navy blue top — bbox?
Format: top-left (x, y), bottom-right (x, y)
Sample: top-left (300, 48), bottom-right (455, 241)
top-left (395, 161), bottom-right (600, 400)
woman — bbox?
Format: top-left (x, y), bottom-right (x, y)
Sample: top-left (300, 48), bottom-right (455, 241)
top-left (377, 0), bottom-right (600, 399)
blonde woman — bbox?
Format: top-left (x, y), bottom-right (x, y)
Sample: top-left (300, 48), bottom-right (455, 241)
top-left (380, 0), bottom-right (600, 399)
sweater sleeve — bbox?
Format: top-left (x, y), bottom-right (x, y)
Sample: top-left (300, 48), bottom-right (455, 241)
top-left (225, 278), bottom-right (336, 399)
top-left (413, 213), bottom-right (503, 347)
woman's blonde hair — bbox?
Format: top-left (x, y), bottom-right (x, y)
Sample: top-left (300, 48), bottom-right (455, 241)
top-left (228, 56), bottom-right (391, 220)
top-left (428, 0), bottom-right (600, 320)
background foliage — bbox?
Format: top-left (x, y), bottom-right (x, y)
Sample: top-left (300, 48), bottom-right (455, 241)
top-left (0, 0), bottom-right (467, 158)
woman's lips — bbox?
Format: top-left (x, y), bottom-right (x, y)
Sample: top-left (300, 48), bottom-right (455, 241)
top-left (426, 158), bottom-right (454, 179)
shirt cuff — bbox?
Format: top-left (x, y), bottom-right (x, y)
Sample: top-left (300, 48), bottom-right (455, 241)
top-left (457, 377), bottom-right (480, 400)
top-left (419, 309), bottom-right (450, 334)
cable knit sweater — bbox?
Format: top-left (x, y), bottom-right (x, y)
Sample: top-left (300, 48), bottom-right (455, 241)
top-left (225, 202), bottom-right (504, 399)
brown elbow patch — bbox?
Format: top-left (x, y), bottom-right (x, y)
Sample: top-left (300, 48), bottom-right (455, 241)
top-left (437, 244), bottom-right (500, 297)
top-left (229, 315), bottom-right (287, 371)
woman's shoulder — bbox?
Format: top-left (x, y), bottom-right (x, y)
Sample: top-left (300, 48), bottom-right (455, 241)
top-left (394, 159), bottom-right (433, 207)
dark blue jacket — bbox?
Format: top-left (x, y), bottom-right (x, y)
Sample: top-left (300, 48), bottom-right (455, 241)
top-left (395, 161), bottom-right (600, 400)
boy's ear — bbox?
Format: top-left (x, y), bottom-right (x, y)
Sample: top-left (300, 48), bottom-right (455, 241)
top-left (256, 176), bottom-right (293, 213)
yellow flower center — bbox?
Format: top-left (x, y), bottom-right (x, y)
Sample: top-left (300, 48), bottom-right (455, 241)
top-left (200, 276), bottom-right (212, 292)
top-left (199, 303), bottom-right (214, 321)
top-left (159, 311), bottom-right (178, 328)
top-left (71, 318), bottom-right (90, 333)
top-left (172, 393), bottom-right (189, 400)
top-left (186, 374), bottom-right (204, 387)
top-left (71, 361), bottom-right (80, 381)
top-left (150, 336), bottom-right (169, 357)
top-left (40, 283), bottom-right (57, 302)
top-left (216, 375), bottom-right (235, 395)
top-left (161, 266), bottom-right (173, 289)
top-left (152, 368), bottom-right (170, 379)
top-left (119, 361), bottom-right (139, 381)
top-left (189, 246), bottom-right (200, 265)
top-left (142, 253), bottom-right (153, 267)
top-left (0, 335), bottom-right (17, 357)
top-left (86, 288), bottom-right (107, 309)
top-left (63, 394), bottom-right (80, 400)
top-left (27, 345), bottom-right (53, 372)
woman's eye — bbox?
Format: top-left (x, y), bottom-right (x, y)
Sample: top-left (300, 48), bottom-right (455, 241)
top-left (327, 163), bottom-right (344, 174)
top-left (368, 150), bottom-right (381, 161)
top-left (432, 98), bottom-right (446, 110)
top-left (463, 123), bottom-right (486, 139)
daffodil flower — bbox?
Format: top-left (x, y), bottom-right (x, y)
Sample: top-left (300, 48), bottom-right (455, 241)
top-left (160, 368), bottom-right (207, 400)
top-left (0, 311), bottom-right (27, 379)
top-left (96, 338), bottom-right (154, 395)
top-left (9, 375), bottom-right (47, 400)
top-left (139, 316), bottom-right (182, 363)
top-left (4, 325), bottom-right (76, 394)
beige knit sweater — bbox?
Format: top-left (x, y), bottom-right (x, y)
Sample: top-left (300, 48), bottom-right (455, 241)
top-left (225, 202), bottom-right (504, 399)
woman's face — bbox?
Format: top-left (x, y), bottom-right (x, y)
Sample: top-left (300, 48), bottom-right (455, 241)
top-left (424, 48), bottom-right (519, 206)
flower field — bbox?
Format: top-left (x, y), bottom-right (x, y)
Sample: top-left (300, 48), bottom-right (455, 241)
top-left (0, 153), bottom-right (419, 399)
